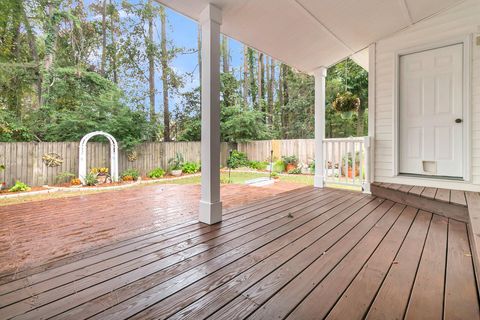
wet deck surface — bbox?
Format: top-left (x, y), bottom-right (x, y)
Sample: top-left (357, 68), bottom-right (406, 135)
top-left (0, 182), bottom-right (301, 275)
top-left (0, 187), bottom-right (478, 319)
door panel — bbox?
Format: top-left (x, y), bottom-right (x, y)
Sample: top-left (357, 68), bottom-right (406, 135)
top-left (399, 43), bottom-right (463, 177)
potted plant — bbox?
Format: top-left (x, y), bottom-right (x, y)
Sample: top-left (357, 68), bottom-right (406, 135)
top-left (282, 155), bottom-right (298, 172)
top-left (332, 92), bottom-right (360, 119)
top-left (341, 152), bottom-right (360, 178)
top-left (168, 153), bottom-right (184, 177)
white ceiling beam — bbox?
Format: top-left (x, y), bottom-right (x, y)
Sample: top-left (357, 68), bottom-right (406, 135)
top-left (399, 0), bottom-right (414, 25)
top-left (292, 0), bottom-right (354, 54)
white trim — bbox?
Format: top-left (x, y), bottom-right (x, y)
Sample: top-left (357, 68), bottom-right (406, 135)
top-left (79, 131), bottom-right (119, 183)
top-left (393, 34), bottom-right (473, 182)
top-left (368, 43), bottom-right (376, 185)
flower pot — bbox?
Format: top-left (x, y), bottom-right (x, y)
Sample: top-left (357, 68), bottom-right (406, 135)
top-left (286, 163), bottom-right (296, 172)
top-left (171, 169), bottom-right (182, 177)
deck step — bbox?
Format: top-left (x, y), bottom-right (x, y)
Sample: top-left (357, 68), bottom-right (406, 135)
top-left (371, 182), bottom-right (469, 222)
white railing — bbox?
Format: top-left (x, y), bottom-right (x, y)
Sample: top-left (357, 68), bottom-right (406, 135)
top-left (323, 136), bottom-right (370, 192)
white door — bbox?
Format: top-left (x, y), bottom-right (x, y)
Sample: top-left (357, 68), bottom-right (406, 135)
top-left (399, 43), bottom-right (463, 178)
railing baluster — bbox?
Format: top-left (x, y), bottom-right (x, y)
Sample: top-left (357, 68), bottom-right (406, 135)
top-left (352, 140), bottom-right (356, 185)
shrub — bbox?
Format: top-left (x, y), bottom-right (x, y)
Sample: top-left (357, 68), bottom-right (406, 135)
top-left (309, 162), bottom-right (315, 173)
top-left (273, 159), bottom-right (285, 173)
top-left (182, 162), bottom-right (201, 174)
top-left (83, 172), bottom-right (98, 186)
top-left (271, 172), bottom-right (279, 179)
top-left (121, 169), bottom-right (139, 181)
top-left (56, 172), bottom-right (75, 183)
top-left (288, 167), bottom-right (302, 174)
top-left (147, 167), bottom-right (165, 179)
top-left (248, 161), bottom-right (268, 171)
top-left (168, 153), bottom-right (184, 171)
top-left (9, 181), bottom-right (31, 192)
top-left (227, 150), bottom-right (248, 169)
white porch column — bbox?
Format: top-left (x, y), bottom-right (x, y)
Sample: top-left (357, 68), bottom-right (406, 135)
top-left (199, 4), bottom-right (222, 224)
top-left (313, 67), bottom-right (327, 188)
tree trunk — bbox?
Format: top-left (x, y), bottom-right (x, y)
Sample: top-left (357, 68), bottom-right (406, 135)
top-left (100, 0), bottom-right (107, 75)
top-left (257, 52), bottom-right (264, 103)
top-left (356, 107), bottom-right (365, 136)
top-left (44, 2), bottom-right (56, 71)
top-left (221, 34), bottom-right (229, 73)
top-left (267, 58), bottom-right (275, 126)
top-left (147, 0), bottom-right (155, 126)
top-left (22, 3), bottom-right (42, 107)
top-left (160, 6), bottom-right (170, 141)
top-left (243, 45), bottom-right (248, 105)
top-left (109, 0), bottom-right (118, 84)
top-left (248, 48), bottom-right (257, 106)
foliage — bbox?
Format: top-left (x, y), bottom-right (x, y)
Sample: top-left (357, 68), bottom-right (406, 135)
top-left (168, 152), bottom-right (184, 171)
top-left (282, 155), bottom-right (298, 165)
top-left (9, 181), bottom-right (31, 192)
top-left (121, 168), bottom-right (139, 181)
top-left (227, 150), bottom-right (248, 169)
top-left (55, 171), bottom-right (75, 183)
top-left (147, 167), bottom-right (165, 179)
top-left (248, 161), bottom-right (268, 171)
top-left (273, 159), bottom-right (285, 173)
top-left (332, 92), bottom-right (360, 113)
top-left (270, 172), bottom-right (279, 179)
top-left (83, 172), bottom-right (98, 186)
top-left (0, 108), bottom-right (34, 141)
top-left (90, 167), bottom-right (109, 175)
top-left (288, 167), bottom-right (302, 174)
top-left (0, 164), bottom-right (5, 171)
top-left (309, 162), bottom-right (315, 173)
top-left (182, 162), bottom-right (200, 174)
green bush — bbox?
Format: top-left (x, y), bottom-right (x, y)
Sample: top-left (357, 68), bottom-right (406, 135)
top-left (55, 172), bottom-right (75, 183)
top-left (309, 162), bottom-right (315, 173)
top-left (182, 162), bottom-right (201, 174)
top-left (288, 167), bottom-right (302, 174)
top-left (248, 161), bottom-right (268, 171)
top-left (273, 159), bottom-right (285, 173)
top-left (227, 150), bottom-right (248, 169)
top-left (83, 173), bottom-right (98, 186)
top-left (147, 168), bottom-right (165, 179)
top-left (121, 169), bottom-right (140, 181)
top-left (9, 181), bottom-right (31, 192)
top-left (168, 153), bottom-right (184, 171)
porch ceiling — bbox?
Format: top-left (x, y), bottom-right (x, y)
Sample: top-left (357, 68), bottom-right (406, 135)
top-left (155, 0), bottom-right (464, 72)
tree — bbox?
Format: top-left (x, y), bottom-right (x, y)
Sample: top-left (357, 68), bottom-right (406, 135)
top-left (160, 5), bottom-right (170, 141)
top-left (221, 34), bottom-right (229, 73)
top-left (242, 45), bottom-right (248, 105)
top-left (100, 0), bottom-right (107, 75)
top-left (146, 0), bottom-right (156, 125)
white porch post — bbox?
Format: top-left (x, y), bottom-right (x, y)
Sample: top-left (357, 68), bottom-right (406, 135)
top-left (199, 4), bottom-right (222, 224)
top-left (313, 67), bottom-right (327, 188)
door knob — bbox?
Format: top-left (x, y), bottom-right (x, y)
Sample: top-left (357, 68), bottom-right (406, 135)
top-left (455, 118), bottom-right (462, 123)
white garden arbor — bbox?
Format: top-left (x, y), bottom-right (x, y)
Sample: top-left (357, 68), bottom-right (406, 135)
top-left (79, 131), bottom-right (119, 183)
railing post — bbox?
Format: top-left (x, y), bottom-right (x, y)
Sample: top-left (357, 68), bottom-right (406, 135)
top-left (363, 136), bottom-right (371, 193)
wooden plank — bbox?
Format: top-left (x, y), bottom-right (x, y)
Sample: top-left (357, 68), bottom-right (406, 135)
top-left (404, 214), bottom-right (448, 319)
top-left (167, 197), bottom-right (382, 320)
top-left (444, 220), bottom-right (480, 319)
top-left (371, 184), bottom-right (468, 222)
top-left (409, 185), bottom-right (425, 196)
top-left (325, 206), bottom-right (418, 320)
top-left (281, 203), bottom-right (408, 320)
top-left (434, 188), bottom-right (450, 203)
top-left (111, 195), bottom-right (376, 320)
top-left (10, 192), bottom-right (353, 319)
top-left (398, 184), bottom-right (414, 193)
top-left (387, 183), bottom-right (402, 191)
top-left (466, 191), bottom-right (480, 299)
top-left (366, 211), bottom-right (432, 319)
top-left (0, 188), bottom-right (323, 294)
top-left (421, 187), bottom-right (437, 199)
top-left (221, 200), bottom-right (396, 320)
top-left (450, 189), bottom-right (466, 206)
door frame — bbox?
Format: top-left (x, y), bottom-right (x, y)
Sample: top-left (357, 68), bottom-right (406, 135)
top-left (393, 34), bottom-right (472, 181)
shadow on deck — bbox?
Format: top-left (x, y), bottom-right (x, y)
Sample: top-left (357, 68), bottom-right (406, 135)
top-left (0, 187), bottom-right (478, 319)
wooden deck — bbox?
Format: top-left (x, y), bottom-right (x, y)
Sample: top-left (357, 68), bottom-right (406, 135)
top-left (0, 187), bottom-right (479, 319)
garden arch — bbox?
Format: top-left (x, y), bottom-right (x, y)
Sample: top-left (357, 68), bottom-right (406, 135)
top-left (79, 131), bottom-right (119, 183)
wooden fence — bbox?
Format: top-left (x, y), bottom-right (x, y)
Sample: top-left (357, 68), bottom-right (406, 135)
top-left (0, 142), bottom-right (232, 187)
top-left (238, 139), bottom-right (316, 164)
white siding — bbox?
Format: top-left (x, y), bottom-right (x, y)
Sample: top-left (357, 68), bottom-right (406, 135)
top-left (373, 0), bottom-right (480, 190)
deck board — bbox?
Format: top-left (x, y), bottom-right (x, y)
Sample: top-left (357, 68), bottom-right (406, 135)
top-left (0, 187), bottom-right (478, 320)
